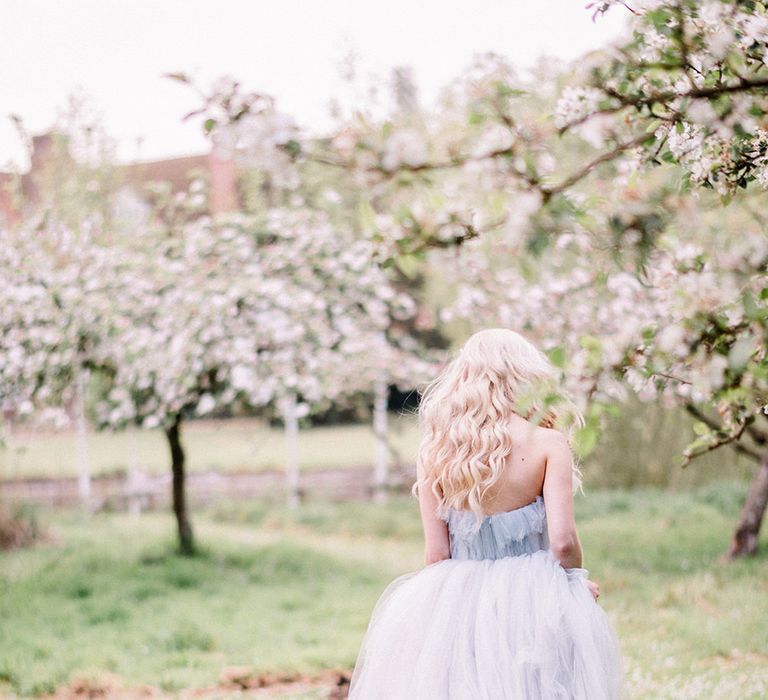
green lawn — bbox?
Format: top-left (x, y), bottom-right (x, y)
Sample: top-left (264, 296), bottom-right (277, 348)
top-left (0, 481), bottom-right (766, 698)
top-left (0, 415), bottom-right (421, 481)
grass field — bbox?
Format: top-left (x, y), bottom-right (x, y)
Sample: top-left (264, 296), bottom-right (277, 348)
top-left (0, 416), bottom-right (421, 481)
top-left (1, 481), bottom-right (767, 699)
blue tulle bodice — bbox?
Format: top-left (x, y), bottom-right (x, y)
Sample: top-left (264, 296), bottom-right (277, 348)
top-left (441, 495), bottom-right (550, 560)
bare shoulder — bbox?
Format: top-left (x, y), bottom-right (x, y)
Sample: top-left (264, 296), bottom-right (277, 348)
top-left (534, 426), bottom-right (573, 461)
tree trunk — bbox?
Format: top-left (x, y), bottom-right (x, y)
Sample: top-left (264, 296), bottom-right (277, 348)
top-left (165, 416), bottom-right (195, 555)
top-left (127, 430), bottom-right (144, 517)
top-left (728, 456), bottom-right (768, 559)
top-left (372, 379), bottom-right (390, 504)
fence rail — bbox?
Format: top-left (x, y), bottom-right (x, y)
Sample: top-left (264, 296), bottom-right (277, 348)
top-left (0, 463), bottom-right (417, 510)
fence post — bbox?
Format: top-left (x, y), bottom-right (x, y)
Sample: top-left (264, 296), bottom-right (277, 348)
top-left (75, 366), bottom-right (92, 513)
top-left (372, 378), bottom-right (390, 504)
top-left (282, 393), bottom-right (300, 509)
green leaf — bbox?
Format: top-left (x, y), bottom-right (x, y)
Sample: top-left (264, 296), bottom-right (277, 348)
top-left (395, 253), bottom-right (421, 279)
top-left (203, 118), bottom-right (216, 134)
top-left (356, 200), bottom-right (377, 230)
top-left (742, 289), bottom-right (763, 321)
top-left (163, 72), bottom-right (190, 84)
top-left (573, 425), bottom-right (598, 458)
top-left (728, 337), bottom-right (754, 371)
top-left (683, 435), bottom-right (713, 458)
top-left (692, 421), bottom-right (710, 437)
top-left (547, 346), bottom-right (566, 369)
top-left (283, 139), bottom-right (302, 157)
top-left (468, 111), bottom-right (485, 125)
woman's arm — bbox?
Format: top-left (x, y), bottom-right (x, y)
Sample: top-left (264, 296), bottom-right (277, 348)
top-left (417, 472), bottom-right (451, 565)
top-left (542, 430), bottom-right (583, 569)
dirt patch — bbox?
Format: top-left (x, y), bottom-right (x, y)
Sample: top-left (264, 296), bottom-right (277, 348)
top-left (710, 649), bottom-right (768, 670)
top-left (44, 673), bottom-right (161, 699)
top-left (209, 667), bottom-right (351, 698)
top-left (44, 668), bottom-right (352, 700)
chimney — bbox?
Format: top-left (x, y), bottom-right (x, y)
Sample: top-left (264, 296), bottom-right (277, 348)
top-left (207, 150), bottom-right (238, 214)
top-left (23, 131), bottom-right (71, 208)
top-left (30, 133), bottom-right (57, 173)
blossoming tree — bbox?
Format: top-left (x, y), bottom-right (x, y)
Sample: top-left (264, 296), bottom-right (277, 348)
top-left (184, 0), bottom-right (768, 556)
top-left (1, 189), bottom-right (432, 552)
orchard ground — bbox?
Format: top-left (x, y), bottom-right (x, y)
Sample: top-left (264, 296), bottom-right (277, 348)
top-left (1, 482), bottom-right (767, 699)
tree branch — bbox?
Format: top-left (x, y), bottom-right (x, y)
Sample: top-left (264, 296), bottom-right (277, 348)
top-left (684, 403), bottom-right (762, 462)
top-left (541, 132), bottom-right (651, 201)
top-left (560, 74), bottom-right (768, 135)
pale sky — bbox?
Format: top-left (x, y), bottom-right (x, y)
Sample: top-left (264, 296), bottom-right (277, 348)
top-left (1, 0), bottom-right (630, 168)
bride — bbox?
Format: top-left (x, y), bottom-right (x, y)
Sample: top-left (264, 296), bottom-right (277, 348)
top-left (348, 328), bottom-right (625, 699)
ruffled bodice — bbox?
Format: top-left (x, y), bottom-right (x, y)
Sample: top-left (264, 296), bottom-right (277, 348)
top-left (442, 495), bottom-right (549, 560)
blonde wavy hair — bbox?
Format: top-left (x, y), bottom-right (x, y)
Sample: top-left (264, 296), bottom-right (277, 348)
top-left (412, 328), bottom-right (584, 524)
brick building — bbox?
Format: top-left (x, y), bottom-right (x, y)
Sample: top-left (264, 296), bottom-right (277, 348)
top-left (0, 132), bottom-right (239, 226)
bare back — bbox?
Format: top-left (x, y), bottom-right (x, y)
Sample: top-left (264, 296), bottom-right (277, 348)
top-left (475, 415), bottom-right (554, 515)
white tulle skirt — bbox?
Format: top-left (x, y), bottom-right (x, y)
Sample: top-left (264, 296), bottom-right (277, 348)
top-left (348, 548), bottom-right (625, 700)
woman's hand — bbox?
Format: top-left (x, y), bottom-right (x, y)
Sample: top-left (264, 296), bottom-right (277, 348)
top-left (585, 579), bottom-right (600, 601)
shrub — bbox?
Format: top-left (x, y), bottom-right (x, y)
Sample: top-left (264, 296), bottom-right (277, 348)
top-left (0, 502), bottom-right (42, 550)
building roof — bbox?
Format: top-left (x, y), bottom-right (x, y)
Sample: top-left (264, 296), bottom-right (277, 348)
top-left (118, 153), bottom-right (210, 194)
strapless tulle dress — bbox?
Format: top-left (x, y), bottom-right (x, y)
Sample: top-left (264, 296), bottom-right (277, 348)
top-left (347, 495), bottom-right (625, 699)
